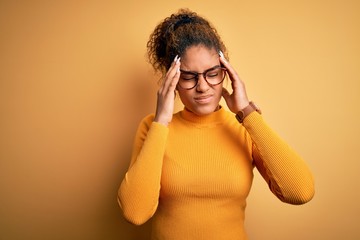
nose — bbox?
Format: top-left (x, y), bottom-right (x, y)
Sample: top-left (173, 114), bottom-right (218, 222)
top-left (196, 74), bottom-right (210, 92)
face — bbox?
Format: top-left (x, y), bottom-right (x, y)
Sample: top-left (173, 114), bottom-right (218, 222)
top-left (177, 45), bottom-right (223, 116)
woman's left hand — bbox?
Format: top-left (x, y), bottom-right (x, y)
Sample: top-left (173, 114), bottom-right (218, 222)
top-left (220, 54), bottom-right (250, 113)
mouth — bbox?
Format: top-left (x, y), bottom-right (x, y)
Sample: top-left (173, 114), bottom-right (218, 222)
top-left (194, 95), bottom-right (213, 104)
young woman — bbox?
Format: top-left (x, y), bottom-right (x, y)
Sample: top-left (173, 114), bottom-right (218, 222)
top-left (118, 8), bottom-right (314, 240)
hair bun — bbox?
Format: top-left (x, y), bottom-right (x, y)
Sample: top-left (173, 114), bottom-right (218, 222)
top-left (174, 15), bottom-right (194, 30)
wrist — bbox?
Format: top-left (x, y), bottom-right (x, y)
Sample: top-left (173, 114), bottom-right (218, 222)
top-left (235, 101), bottom-right (261, 123)
top-left (237, 100), bottom-right (250, 112)
top-left (154, 115), bottom-right (170, 126)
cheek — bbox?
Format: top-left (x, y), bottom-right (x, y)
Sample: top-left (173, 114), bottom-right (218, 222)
top-left (215, 84), bottom-right (224, 97)
top-left (177, 89), bottom-right (192, 104)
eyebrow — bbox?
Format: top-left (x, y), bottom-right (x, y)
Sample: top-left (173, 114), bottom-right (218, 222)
top-left (179, 64), bottom-right (221, 74)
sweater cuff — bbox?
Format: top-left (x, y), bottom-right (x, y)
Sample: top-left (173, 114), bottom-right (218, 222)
top-left (242, 111), bottom-right (263, 129)
top-left (148, 121), bottom-right (169, 141)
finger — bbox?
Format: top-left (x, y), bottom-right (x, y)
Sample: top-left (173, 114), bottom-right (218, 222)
top-left (164, 55), bottom-right (179, 79)
top-left (163, 57), bottom-right (181, 93)
top-left (162, 56), bottom-right (177, 87)
top-left (164, 55), bottom-right (179, 80)
top-left (222, 87), bottom-right (231, 100)
top-left (222, 87), bottom-right (234, 111)
top-left (219, 54), bottom-right (240, 83)
top-left (166, 62), bottom-right (181, 93)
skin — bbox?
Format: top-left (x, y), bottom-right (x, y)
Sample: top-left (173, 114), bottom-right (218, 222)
top-left (154, 45), bottom-right (250, 126)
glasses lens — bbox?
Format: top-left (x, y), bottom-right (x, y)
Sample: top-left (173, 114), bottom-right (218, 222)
top-left (179, 72), bottom-right (197, 89)
top-left (178, 67), bottom-right (226, 90)
top-left (205, 67), bottom-right (225, 85)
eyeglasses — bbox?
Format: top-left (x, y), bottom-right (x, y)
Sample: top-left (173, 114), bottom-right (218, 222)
top-left (178, 65), bottom-right (227, 90)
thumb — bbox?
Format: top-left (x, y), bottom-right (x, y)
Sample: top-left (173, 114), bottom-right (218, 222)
top-left (222, 87), bottom-right (231, 102)
top-left (222, 87), bottom-right (234, 110)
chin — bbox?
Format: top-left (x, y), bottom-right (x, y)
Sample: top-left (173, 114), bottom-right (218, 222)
top-left (189, 104), bottom-right (219, 116)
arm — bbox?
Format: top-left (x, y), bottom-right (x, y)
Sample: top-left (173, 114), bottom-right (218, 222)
top-left (244, 112), bottom-right (315, 204)
top-left (220, 52), bottom-right (314, 204)
top-left (118, 116), bottom-right (168, 225)
top-left (118, 55), bottom-right (181, 225)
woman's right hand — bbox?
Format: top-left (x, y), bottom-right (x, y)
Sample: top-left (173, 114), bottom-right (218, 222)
top-left (154, 55), bottom-right (181, 126)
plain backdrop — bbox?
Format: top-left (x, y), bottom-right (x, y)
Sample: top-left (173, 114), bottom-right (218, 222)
top-left (1, 0), bottom-right (359, 239)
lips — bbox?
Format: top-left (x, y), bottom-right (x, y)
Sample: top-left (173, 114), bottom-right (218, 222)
top-left (194, 95), bottom-right (213, 104)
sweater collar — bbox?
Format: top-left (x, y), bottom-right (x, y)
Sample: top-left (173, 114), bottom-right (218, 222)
top-left (179, 106), bottom-right (228, 125)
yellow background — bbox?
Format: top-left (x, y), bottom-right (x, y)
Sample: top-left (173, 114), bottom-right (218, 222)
top-left (1, 1), bottom-right (359, 239)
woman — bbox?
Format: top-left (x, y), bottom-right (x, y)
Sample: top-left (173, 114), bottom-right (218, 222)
top-left (118, 8), bottom-right (314, 240)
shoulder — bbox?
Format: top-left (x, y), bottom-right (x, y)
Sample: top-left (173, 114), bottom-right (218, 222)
top-left (221, 108), bottom-right (242, 127)
top-left (141, 113), bottom-right (155, 126)
top-left (137, 113), bottom-right (170, 135)
top-left (221, 108), bottom-right (254, 145)
top-left (135, 114), bottom-right (155, 136)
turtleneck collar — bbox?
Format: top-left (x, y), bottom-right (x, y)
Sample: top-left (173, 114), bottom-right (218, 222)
top-left (178, 106), bottom-right (228, 126)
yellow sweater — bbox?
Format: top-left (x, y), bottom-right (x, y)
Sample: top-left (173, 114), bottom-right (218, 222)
top-left (118, 107), bottom-right (314, 240)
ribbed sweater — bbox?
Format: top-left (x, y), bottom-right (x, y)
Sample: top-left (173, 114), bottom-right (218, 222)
top-left (118, 107), bottom-right (314, 240)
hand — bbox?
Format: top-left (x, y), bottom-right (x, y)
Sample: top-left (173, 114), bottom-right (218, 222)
top-left (219, 52), bottom-right (250, 113)
top-left (154, 56), bottom-right (181, 126)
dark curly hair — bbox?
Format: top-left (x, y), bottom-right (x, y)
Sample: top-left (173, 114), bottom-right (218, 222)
top-left (147, 8), bottom-right (228, 77)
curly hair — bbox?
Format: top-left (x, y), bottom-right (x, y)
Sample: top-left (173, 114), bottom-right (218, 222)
top-left (147, 8), bottom-right (228, 77)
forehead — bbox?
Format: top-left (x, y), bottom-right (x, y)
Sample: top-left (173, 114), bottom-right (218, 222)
top-left (180, 45), bottom-right (219, 71)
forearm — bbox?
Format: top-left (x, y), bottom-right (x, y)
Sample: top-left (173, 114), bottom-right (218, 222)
top-left (243, 112), bottom-right (315, 204)
top-left (118, 121), bottom-right (168, 225)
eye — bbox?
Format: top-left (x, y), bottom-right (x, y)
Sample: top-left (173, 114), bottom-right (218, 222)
top-left (206, 69), bottom-right (220, 78)
top-left (180, 73), bottom-right (197, 80)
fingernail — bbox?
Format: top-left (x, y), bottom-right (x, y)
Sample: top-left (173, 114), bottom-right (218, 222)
top-left (174, 55), bottom-right (178, 62)
top-left (219, 51), bottom-right (227, 63)
top-left (219, 51), bottom-right (224, 58)
top-left (176, 57), bottom-right (181, 64)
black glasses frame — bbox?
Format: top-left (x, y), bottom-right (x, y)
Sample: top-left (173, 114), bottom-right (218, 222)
top-left (178, 65), bottom-right (227, 90)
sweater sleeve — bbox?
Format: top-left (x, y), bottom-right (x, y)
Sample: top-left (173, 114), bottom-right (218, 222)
top-left (118, 115), bottom-right (169, 225)
top-left (243, 111), bottom-right (315, 205)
